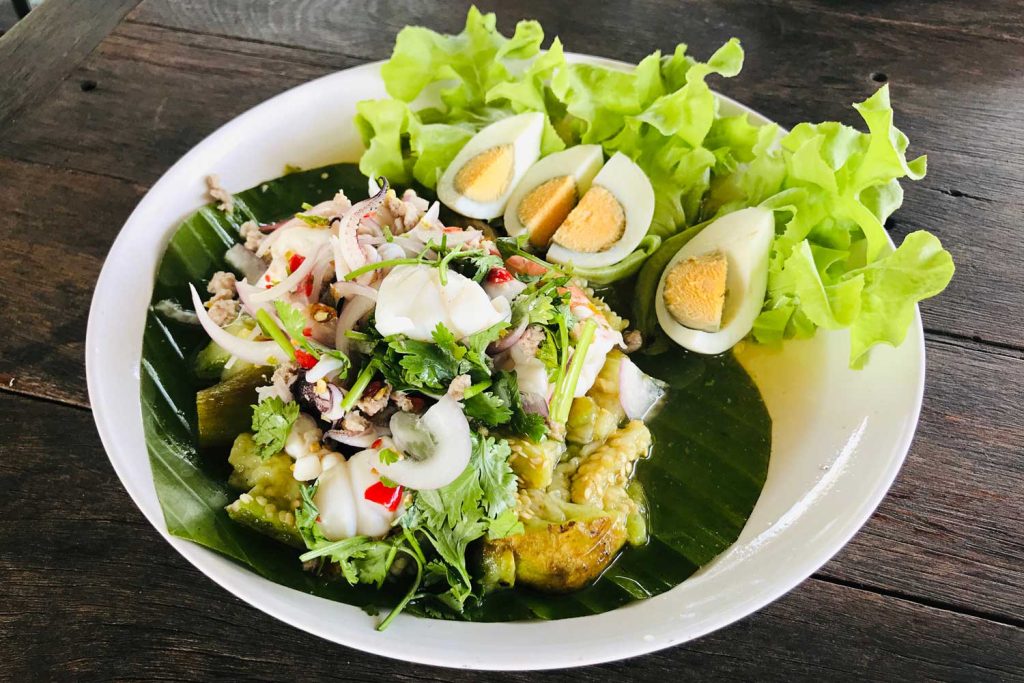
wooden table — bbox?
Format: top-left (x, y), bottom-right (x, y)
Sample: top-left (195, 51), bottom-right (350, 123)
top-left (1, 1), bottom-right (1021, 679)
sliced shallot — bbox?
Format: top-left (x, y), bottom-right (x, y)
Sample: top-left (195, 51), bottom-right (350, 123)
top-left (188, 284), bottom-right (288, 365)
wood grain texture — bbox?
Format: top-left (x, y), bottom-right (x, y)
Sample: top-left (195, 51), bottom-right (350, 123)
top-left (818, 336), bottom-right (1024, 625)
top-left (0, 392), bottom-right (1021, 681)
top-left (0, 0), bottom-right (141, 128)
top-left (3, 2), bottom-right (1021, 348)
top-left (0, 156), bottom-right (145, 407)
top-left (0, 2), bottom-right (19, 34)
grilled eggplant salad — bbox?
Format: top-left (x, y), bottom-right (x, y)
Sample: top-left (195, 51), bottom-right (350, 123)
top-left (145, 9), bottom-right (953, 628)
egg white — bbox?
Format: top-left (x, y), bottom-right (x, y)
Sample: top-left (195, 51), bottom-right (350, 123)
top-left (503, 144), bottom-right (604, 239)
top-left (655, 207), bottom-right (775, 355)
top-left (437, 112), bottom-right (544, 220)
top-left (546, 152), bottom-right (655, 269)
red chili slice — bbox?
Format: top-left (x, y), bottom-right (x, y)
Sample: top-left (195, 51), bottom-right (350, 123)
top-left (487, 267), bottom-right (514, 284)
top-left (364, 481), bottom-right (403, 511)
top-left (294, 349), bottom-right (317, 369)
top-left (288, 254), bottom-right (305, 274)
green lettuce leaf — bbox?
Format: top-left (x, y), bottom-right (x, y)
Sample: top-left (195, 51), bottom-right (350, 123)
top-left (847, 231), bottom-right (954, 367)
top-left (741, 86), bottom-right (951, 365)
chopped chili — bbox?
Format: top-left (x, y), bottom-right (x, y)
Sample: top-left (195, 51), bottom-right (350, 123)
top-left (364, 481), bottom-right (403, 511)
top-left (487, 267), bottom-right (514, 284)
top-left (294, 349), bottom-right (317, 369)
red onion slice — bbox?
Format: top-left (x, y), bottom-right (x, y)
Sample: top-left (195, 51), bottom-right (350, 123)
top-left (334, 294), bottom-right (376, 355)
top-left (189, 284), bottom-right (288, 365)
top-left (306, 355), bottom-right (347, 383)
top-left (324, 428), bottom-right (380, 449)
top-left (331, 281), bottom-right (379, 301)
top-left (490, 316), bottom-right (529, 353)
top-left (236, 279), bottom-right (277, 320)
top-left (250, 245), bottom-right (326, 303)
top-left (520, 392), bottom-right (550, 418)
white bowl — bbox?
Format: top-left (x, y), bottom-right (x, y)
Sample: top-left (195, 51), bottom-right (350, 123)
top-left (86, 55), bottom-right (924, 670)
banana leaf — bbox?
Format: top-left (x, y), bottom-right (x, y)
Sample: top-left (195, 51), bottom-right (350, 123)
top-left (141, 163), bottom-right (771, 622)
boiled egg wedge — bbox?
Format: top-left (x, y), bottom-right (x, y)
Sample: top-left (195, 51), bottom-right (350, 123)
top-left (546, 152), bottom-right (655, 269)
top-left (503, 145), bottom-right (604, 247)
top-left (655, 207), bottom-right (775, 355)
top-left (437, 112), bottom-right (544, 219)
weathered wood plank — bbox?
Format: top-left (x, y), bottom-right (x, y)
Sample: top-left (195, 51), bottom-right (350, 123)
top-left (0, 392), bottom-right (1020, 681)
top-left (0, 0), bottom-right (140, 128)
top-left (0, 157), bottom-right (145, 407)
top-left (0, 3), bottom-right (19, 34)
top-left (1, 7), bottom-right (1019, 347)
top-left (0, 22), bottom-right (356, 189)
top-left (819, 336), bottom-right (1024, 625)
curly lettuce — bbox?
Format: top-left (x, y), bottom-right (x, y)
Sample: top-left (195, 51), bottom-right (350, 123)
top-left (359, 8), bottom-right (953, 366)
top-left (356, 8), bottom-right (744, 270)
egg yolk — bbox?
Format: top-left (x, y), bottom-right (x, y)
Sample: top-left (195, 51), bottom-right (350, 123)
top-left (453, 144), bottom-right (515, 202)
top-left (663, 250), bottom-right (728, 333)
top-left (550, 185), bottom-right (625, 253)
top-left (516, 175), bottom-right (578, 247)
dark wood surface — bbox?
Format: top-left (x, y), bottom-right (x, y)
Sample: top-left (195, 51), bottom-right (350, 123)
top-left (0, 0), bottom-right (1021, 679)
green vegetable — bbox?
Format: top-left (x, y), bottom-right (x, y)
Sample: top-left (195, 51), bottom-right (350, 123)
top-left (274, 301), bottom-right (350, 367)
top-left (550, 318), bottom-right (598, 424)
top-left (507, 436), bottom-right (565, 490)
top-left (193, 318), bottom-right (257, 381)
top-left (223, 433), bottom-right (303, 547)
top-left (483, 512), bottom-right (627, 593)
top-left (356, 7), bottom-right (562, 188)
top-left (196, 366), bottom-right (271, 447)
top-left (250, 396), bottom-right (300, 459)
top-left (373, 321), bottom-right (504, 397)
top-left (226, 493), bottom-right (303, 548)
top-left (338, 360), bottom-right (378, 411)
top-left (718, 86), bottom-right (954, 366)
top-left (294, 212), bottom-right (330, 227)
top-left (359, 12), bottom-right (747, 283)
top-left (361, 10), bottom-right (952, 359)
top-left (399, 433), bottom-right (522, 612)
top-left (255, 309), bottom-right (295, 361)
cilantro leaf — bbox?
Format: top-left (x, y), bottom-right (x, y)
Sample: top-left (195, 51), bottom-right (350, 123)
top-left (430, 322), bottom-right (466, 362)
top-left (474, 436), bottom-right (518, 519)
top-left (463, 321), bottom-right (508, 371)
top-left (274, 300), bottom-right (350, 368)
top-left (487, 508), bottom-right (524, 540)
top-left (463, 389), bottom-right (512, 426)
top-left (399, 432), bottom-right (520, 610)
top-left (536, 328), bottom-right (560, 380)
top-left (378, 448), bottom-right (401, 465)
top-left (250, 397), bottom-right (300, 458)
top-left (392, 338), bottom-right (459, 391)
top-left (491, 371), bottom-right (547, 442)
